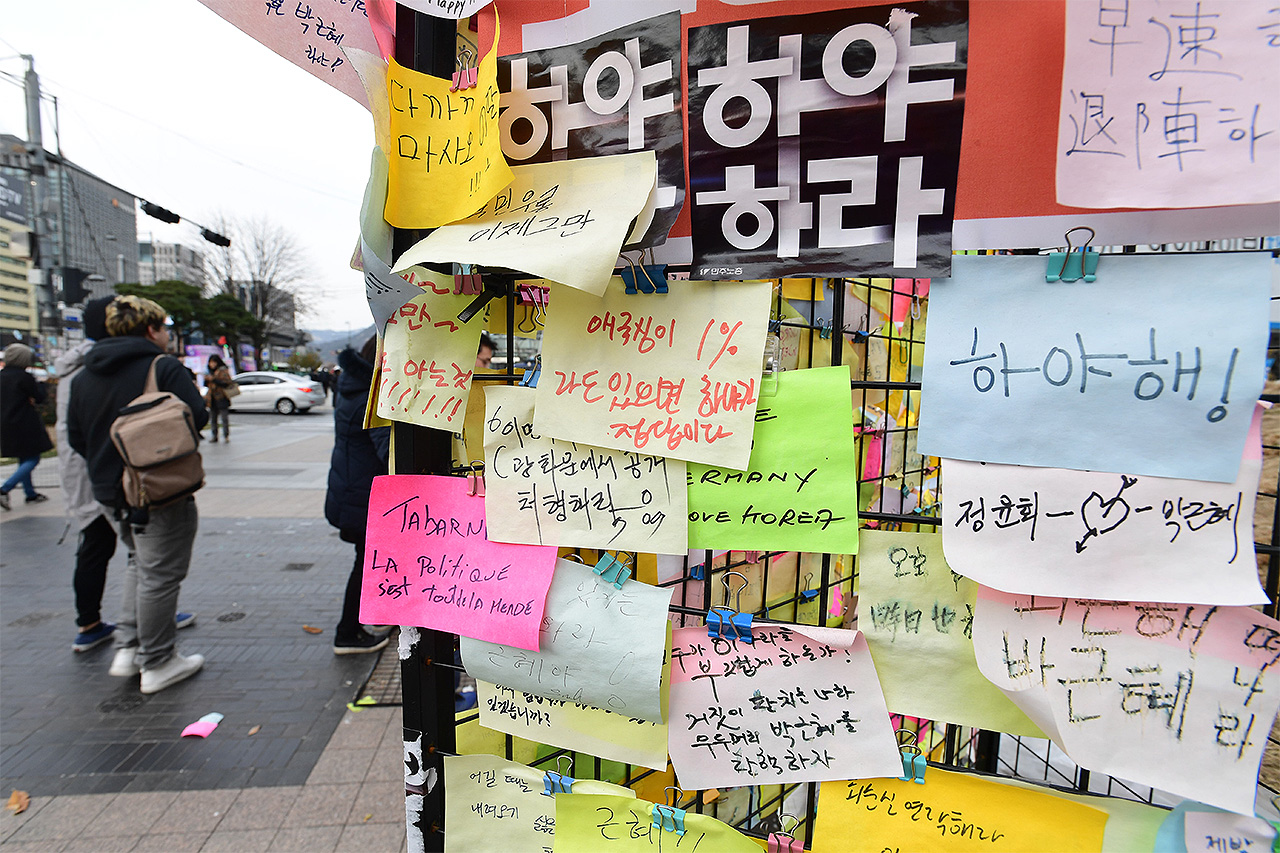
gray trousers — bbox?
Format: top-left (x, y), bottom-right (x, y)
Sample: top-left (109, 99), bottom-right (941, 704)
top-left (115, 497), bottom-right (198, 669)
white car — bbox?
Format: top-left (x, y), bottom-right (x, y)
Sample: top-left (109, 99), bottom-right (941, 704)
top-left (228, 371), bottom-right (325, 414)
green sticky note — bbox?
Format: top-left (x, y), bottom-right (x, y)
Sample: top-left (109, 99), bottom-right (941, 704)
top-left (688, 366), bottom-right (859, 554)
top-left (859, 530), bottom-right (1044, 738)
top-left (554, 793), bottom-right (760, 852)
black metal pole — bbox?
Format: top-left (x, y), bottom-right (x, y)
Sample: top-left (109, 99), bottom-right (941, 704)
top-left (392, 6), bottom-right (459, 852)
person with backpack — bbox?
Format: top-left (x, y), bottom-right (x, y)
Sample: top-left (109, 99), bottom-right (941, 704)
top-left (57, 297), bottom-right (196, 653)
top-left (0, 342), bottom-right (52, 508)
top-left (67, 295), bottom-right (209, 694)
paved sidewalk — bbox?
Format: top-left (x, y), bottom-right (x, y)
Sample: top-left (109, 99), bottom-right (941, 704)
top-left (0, 412), bottom-right (409, 851)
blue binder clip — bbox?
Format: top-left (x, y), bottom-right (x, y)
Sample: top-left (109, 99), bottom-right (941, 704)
top-left (620, 253), bottom-right (669, 294)
top-left (542, 756), bottom-right (575, 796)
top-left (1046, 226), bottom-right (1100, 283)
top-left (689, 560), bottom-right (707, 581)
top-left (799, 573), bottom-right (819, 602)
top-left (652, 788), bottom-right (687, 836)
top-left (593, 553), bottom-right (632, 590)
top-left (518, 355), bottom-right (541, 388)
top-left (706, 571), bottom-right (754, 644)
top-left (896, 730), bottom-right (926, 784)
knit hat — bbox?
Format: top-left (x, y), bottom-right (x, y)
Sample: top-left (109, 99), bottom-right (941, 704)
top-left (3, 343), bottom-right (34, 369)
top-left (83, 296), bottom-right (114, 340)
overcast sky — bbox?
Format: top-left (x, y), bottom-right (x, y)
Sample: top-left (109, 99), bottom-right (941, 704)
top-left (0, 0), bottom-right (375, 332)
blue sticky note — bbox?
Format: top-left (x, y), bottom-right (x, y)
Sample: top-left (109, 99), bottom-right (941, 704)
top-left (918, 254), bottom-right (1269, 482)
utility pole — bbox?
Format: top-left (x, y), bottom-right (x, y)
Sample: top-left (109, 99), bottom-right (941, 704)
top-left (22, 55), bottom-right (56, 339)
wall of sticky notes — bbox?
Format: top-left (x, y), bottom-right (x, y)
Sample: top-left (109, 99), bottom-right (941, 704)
top-left (327, 3), bottom-right (1280, 852)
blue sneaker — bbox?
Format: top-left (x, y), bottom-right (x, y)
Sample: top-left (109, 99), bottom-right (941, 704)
top-left (73, 622), bottom-right (116, 653)
top-left (176, 612), bottom-right (196, 630)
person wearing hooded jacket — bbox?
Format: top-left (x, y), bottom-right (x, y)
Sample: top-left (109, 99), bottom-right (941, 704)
top-left (57, 297), bottom-right (195, 653)
top-left (67, 295), bottom-right (209, 694)
top-left (324, 335), bottom-right (391, 654)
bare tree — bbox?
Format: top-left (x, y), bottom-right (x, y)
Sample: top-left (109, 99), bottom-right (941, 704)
top-left (202, 214), bottom-right (311, 366)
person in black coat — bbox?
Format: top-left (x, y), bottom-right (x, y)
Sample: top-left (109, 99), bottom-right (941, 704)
top-left (0, 343), bottom-right (53, 508)
top-left (324, 335), bottom-right (391, 654)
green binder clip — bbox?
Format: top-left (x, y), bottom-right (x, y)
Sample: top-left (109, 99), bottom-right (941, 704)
top-left (1046, 226), bottom-right (1099, 283)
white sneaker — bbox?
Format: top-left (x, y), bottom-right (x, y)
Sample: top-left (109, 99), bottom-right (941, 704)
top-left (108, 646), bottom-right (140, 677)
top-left (140, 652), bottom-right (204, 694)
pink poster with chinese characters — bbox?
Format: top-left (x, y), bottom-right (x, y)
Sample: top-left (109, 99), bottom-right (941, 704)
top-left (359, 475), bottom-right (557, 650)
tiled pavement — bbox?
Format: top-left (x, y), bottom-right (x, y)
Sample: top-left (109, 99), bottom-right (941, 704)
top-left (0, 412), bottom-right (409, 851)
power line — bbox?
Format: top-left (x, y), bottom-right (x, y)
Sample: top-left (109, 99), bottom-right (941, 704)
top-left (33, 73), bottom-right (361, 205)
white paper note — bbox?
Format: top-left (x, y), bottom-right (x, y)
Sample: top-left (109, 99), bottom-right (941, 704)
top-left (460, 558), bottom-right (673, 722)
top-left (973, 588), bottom-right (1280, 815)
top-left (1184, 810), bottom-right (1277, 853)
top-left (667, 625), bottom-right (902, 790)
top-left (1057, 0), bottom-right (1280, 208)
top-left (483, 386), bottom-right (688, 553)
top-left (392, 152), bottom-right (658, 297)
top-left (941, 404), bottom-right (1266, 604)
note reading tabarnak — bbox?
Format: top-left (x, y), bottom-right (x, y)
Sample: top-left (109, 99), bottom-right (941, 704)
top-left (359, 475), bottom-right (557, 650)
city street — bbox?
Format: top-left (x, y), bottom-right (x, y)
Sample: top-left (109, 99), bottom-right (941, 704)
top-left (0, 401), bottom-right (409, 850)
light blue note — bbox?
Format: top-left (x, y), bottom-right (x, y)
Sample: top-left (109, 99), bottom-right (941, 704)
top-left (917, 253), bottom-right (1269, 482)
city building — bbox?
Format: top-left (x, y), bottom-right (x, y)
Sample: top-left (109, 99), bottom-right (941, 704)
top-left (0, 133), bottom-right (138, 310)
top-left (138, 238), bottom-right (206, 288)
top-left (0, 171), bottom-right (37, 343)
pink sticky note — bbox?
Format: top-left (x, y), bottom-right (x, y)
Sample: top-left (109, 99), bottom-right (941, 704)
top-left (890, 278), bottom-right (930, 324)
top-left (359, 475), bottom-right (557, 650)
top-left (181, 712), bottom-right (223, 738)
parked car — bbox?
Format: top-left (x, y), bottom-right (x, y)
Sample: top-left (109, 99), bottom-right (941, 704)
top-left (228, 371), bottom-right (325, 414)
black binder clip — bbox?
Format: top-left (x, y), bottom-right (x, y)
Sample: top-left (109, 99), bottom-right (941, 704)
top-left (896, 729), bottom-right (926, 784)
top-left (706, 571), bottom-right (754, 644)
top-left (620, 252), bottom-right (668, 295)
top-left (592, 552), bottom-right (632, 590)
top-left (1046, 226), bottom-right (1100, 283)
top-left (542, 756), bottom-right (575, 797)
top-left (652, 788), bottom-right (687, 836)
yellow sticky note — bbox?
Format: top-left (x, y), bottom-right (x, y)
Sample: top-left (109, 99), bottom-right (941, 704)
top-left (781, 278), bottom-right (824, 301)
top-left (393, 153), bottom-right (658, 296)
top-left (554, 793), bottom-right (760, 852)
top-left (376, 275), bottom-right (485, 429)
top-left (813, 771), bottom-right (1107, 853)
top-left (383, 12), bottom-right (511, 229)
top-left (858, 529), bottom-right (1043, 738)
top-left (444, 753), bottom-right (634, 853)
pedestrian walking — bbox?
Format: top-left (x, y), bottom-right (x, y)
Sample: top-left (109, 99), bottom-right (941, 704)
top-left (58, 297), bottom-right (195, 653)
top-left (0, 342), bottom-right (53, 508)
top-left (324, 335), bottom-right (391, 654)
top-left (204, 353), bottom-right (234, 443)
top-left (67, 295), bottom-right (208, 694)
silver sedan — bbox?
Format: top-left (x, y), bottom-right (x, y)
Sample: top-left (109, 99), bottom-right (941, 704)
top-left (227, 371), bottom-right (325, 414)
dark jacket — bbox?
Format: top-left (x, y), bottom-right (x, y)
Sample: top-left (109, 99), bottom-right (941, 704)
top-left (67, 336), bottom-right (209, 508)
top-left (0, 366), bottom-right (53, 459)
top-left (325, 347), bottom-right (390, 542)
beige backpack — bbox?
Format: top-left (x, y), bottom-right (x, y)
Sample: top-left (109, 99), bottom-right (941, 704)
top-left (109, 356), bottom-right (205, 508)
